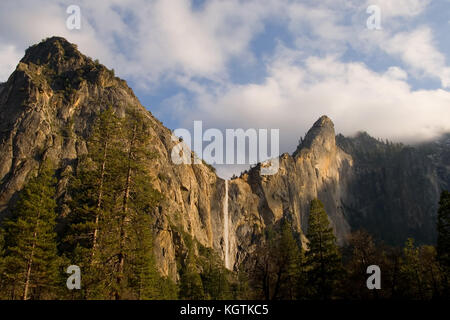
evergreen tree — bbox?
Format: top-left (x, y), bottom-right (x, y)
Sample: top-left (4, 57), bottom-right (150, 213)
top-left (0, 161), bottom-right (62, 300)
top-left (62, 108), bottom-right (163, 300)
top-left (418, 245), bottom-right (443, 299)
top-left (384, 246), bottom-right (403, 299)
top-left (199, 248), bottom-right (231, 299)
top-left (342, 230), bottom-right (383, 299)
top-left (158, 277), bottom-right (179, 300)
top-left (251, 221), bottom-right (305, 300)
top-left (111, 109), bottom-right (161, 299)
top-left (437, 190), bottom-right (450, 296)
top-left (252, 227), bottom-right (278, 299)
top-left (233, 268), bottom-right (251, 299)
top-left (399, 238), bottom-right (425, 299)
top-left (87, 107), bottom-right (122, 262)
top-left (305, 199), bottom-right (343, 300)
top-left (273, 220), bottom-right (305, 300)
top-left (0, 230), bottom-right (5, 298)
top-left (62, 108), bottom-right (122, 299)
top-left (179, 252), bottom-right (205, 300)
top-left (124, 206), bottom-right (162, 300)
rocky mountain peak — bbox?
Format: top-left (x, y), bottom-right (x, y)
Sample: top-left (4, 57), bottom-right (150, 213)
top-left (0, 37), bottom-right (447, 282)
top-left (312, 115), bottom-right (334, 128)
top-left (21, 36), bottom-right (85, 69)
top-left (5, 37), bottom-right (134, 112)
top-left (294, 115), bottom-right (336, 156)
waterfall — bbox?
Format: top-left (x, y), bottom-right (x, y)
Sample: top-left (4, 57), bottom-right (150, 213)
top-left (223, 179), bottom-right (230, 269)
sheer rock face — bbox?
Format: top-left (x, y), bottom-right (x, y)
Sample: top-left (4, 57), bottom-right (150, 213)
top-left (0, 37), bottom-right (224, 279)
top-left (0, 38), bottom-right (448, 278)
top-left (336, 133), bottom-right (448, 245)
top-left (226, 116), bottom-right (353, 268)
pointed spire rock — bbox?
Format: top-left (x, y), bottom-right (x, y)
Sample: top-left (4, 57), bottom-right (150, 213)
top-left (20, 37), bottom-right (86, 69)
top-left (312, 115), bottom-right (334, 129)
top-left (295, 115), bottom-right (336, 156)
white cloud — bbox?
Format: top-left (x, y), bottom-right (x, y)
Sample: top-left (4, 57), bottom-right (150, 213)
top-left (0, 44), bottom-right (22, 81)
top-left (366, 0), bottom-right (431, 18)
top-left (0, 0), bottom-right (449, 173)
top-left (0, 0), bottom-right (277, 85)
top-left (384, 66), bottom-right (408, 80)
top-left (0, 0), bottom-right (445, 88)
top-left (0, 0), bottom-right (124, 77)
top-left (127, 0), bottom-right (278, 85)
top-left (178, 50), bottom-right (450, 157)
top-left (384, 27), bottom-right (450, 87)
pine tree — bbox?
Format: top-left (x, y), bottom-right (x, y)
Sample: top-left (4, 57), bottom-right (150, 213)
top-left (437, 190), bottom-right (450, 296)
top-left (272, 220), bottom-right (304, 300)
top-left (0, 161), bottom-right (62, 300)
top-left (87, 108), bottom-right (121, 262)
top-left (179, 251), bottom-right (205, 300)
top-left (62, 108), bottom-right (122, 299)
top-left (418, 245), bottom-right (442, 299)
top-left (199, 248), bottom-right (231, 300)
top-left (305, 199), bottom-right (343, 300)
top-left (252, 227), bottom-right (277, 299)
top-left (342, 230), bottom-right (382, 299)
top-left (111, 109), bottom-right (161, 299)
top-left (62, 108), bottom-right (163, 300)
top-left (234, 268), bottom-right (251, 299)
top-left (399, 238), bottom-right (425, 299)
top-left (124, 206), bottom-right (162, 300)
top-left (0, 230), bottom-right (5, 298)
top-left (250, 221), bottom-right (305, 300)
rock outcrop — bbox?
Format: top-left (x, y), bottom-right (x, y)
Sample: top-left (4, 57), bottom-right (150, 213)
top-left (225, 115), bottom-right (353, 267)
top-left (336, 132), bottom-right (448, 245)
top-left (0, 37), bottom-right (448, 279)
top-left (0, 37), bottom-right (225, 280)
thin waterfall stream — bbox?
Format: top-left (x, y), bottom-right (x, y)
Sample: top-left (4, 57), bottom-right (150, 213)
top-left (224, 180), bottom-right (230, 269)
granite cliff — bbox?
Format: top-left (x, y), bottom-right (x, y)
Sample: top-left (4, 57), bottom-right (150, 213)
top-left (0, 37), bottom-right (448, 280)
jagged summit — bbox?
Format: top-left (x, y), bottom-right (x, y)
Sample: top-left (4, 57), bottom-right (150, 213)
top-left (0, 37), bottom-right (447, 281)
top-left (312, 115), bottom-right (334, 128)
top-left (5, 36), bottom-right (135, 108)
top-left (0, 37), bottom-right (145, 214)
top-left (14, 36), bottom-right (127, 94)
top-left (21, 37), bottom-right (86, 69)
top-left (294, 115), bottom-right (336, 156)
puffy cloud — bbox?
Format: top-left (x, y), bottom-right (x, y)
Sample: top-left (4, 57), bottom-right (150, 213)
top-left (0, 0), bottom-right (449, 179)
top-left (0, 0), bottom-right (124, 80)
top-left (384, 27), bottom-right (450, 87)
top-left (0, 44), bottom-right (22, 81)
top-left (0, 0), bottom-right (276, 83)
top-left (128, 0), bottom-right (276, 84)
top-left (384, 66), bottom-right (408, 80)
top-left (366, 0), bottom-right (431, 18)
top-left (177, 49), bottom-right (450, 157)
top-left (0, 0), bottom-right (445, 88)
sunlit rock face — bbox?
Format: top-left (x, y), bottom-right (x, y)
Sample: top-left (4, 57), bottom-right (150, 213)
top-left (0, 37), bottom-right (448, 279)
top-left (0, 37), bottom-right (224, 280)
top-left (226, 115), bottom-right (354, 268)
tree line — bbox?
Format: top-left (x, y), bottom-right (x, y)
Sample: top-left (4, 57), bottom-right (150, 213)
top-left (0, 108), bottom-right (449, 300)
top-left (239, 195), bottom-right (450, 300)
top-left (0, 108), bottom-right (176, 299)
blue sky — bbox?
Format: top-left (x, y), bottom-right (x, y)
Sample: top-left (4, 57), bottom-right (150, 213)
top-left (0, 0), bottom-right (450, 177)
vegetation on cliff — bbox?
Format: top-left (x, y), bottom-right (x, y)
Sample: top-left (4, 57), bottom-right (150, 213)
top-left (0, 37), bottom-right (449, 301)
